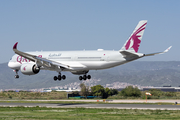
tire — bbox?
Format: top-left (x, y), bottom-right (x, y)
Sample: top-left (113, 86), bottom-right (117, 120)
top-left (62, 75), bottom-right (66, 80)
top-left (58, 75), bottom-right (61, 80)
top-left (15, 75), bottom-right (19, 79)
top-left (79, 76), bottom-right (83, 80)
top-left (87, 75), bottom-right (91, 79)
top-left (54, 76), bottom-right (57, 81)
top-left (83, 75), bottom-right (87, 80)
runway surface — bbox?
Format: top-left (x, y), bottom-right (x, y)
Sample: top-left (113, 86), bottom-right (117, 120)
top-left (0, 103), bottom-right (180, 110)
top-left (2, 99), bottom-right (180, 103)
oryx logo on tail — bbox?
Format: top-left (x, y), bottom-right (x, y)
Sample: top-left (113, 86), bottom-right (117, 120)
top-left (121, 20), bottom-right (147, 53)
top-left (125, 22), bottom-right (147, 52)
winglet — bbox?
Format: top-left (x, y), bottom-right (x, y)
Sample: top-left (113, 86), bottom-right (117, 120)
top-left (13, 42), bottom-right (18, 50)
top-left (144, 46), bottom-right (172, 56)
top-left (164, 46), bottom-right (172, 53)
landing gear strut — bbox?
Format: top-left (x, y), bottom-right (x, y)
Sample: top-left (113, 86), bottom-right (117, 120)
top-left (14, 70), bottom-right (19, 79)
top-left (53, 73), bottom-right (66, 81)
top-left (79, 75), bottom-right (91, 81)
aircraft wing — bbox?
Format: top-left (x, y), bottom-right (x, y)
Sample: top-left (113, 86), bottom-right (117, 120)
top-left (144, 46), bottom-right (172, 56)
top-left (13, 42), bottom-right (73, 70)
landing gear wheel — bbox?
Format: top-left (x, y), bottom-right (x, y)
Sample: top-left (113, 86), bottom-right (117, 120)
top-left (79, 76), bottom-right (83, 81)
top-left (62, 75), bottom-right (66, 80)
top-left (54, 73), bottom-right (66, 81)
top-left (58, 75), bottom-right (61, 80)
top-left (87, 75), bottom-right (91, 79)
top-left (83, 75), bottom-right (87, 80)
top-left (15, 75), bottom-right (19, 79)
top-left (54, 76), bottom-right (57, 81)
top-left (14, 70), bottom-right (19, 79)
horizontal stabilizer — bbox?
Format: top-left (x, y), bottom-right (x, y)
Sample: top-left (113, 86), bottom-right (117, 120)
top-left (120, 50), bottom-right (144, 60)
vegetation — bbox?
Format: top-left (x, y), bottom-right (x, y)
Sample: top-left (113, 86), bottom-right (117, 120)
top-left (0, 91), bottom-right (67, 100)
top-left (1, 86), bottom-right (180, 100)
top-left (79, 83), bottom-right (89, 98)
top-left (141, 89), bottom-right (179, 99)
top-left (91, 85), bottom-right (118, 98)
top-left (108, 86), bottom-right (180, 99)
top-left (120, 86), bottom-right (141, 97)
top-left (0, 107), bottom-right (180, 119)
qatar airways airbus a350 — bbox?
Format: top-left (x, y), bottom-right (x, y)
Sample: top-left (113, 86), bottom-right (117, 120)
top-left (8, 20), bottom-right (172, 81)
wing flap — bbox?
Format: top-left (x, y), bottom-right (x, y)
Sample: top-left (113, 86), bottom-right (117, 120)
top-left (35, 56), bottom-right (71, 70)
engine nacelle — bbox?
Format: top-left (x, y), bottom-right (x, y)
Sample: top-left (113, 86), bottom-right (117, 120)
top-left (20, 63), bottom-right (40, 75)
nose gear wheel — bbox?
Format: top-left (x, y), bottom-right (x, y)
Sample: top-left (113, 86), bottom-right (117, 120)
top-left (14, 70), bottom-right (19, 79)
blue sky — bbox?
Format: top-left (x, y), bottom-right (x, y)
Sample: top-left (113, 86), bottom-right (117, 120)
top-left (0, 0), bottom-right (179, 63)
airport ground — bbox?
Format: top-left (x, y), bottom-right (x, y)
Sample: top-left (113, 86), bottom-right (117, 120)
top-left (0, 106), bottom-right (180, 120)
top-left (1, 99), bottom-right (180, 119)
top-left (1, 91), bottom-right (180, 119)
top-left (1, 99), bottom-right (180, 104)
top-left (1, 99), bottom-right (180, 110)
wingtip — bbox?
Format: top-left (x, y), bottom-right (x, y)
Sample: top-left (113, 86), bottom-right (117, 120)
top-left (13, 42), bottom-right (18, 49)
top-left (164, 46), bottom-right (172, 53)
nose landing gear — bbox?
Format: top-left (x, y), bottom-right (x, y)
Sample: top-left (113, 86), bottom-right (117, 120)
top-left (15, 75), bottom-right (19, 78)
top-left (14, 70), bottom-right (19, 79)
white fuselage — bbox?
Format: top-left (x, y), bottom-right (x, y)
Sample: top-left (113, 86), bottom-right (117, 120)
top-left (8, 49), bottom-right (134, 73)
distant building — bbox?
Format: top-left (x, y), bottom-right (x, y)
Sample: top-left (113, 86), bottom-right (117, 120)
top-left (43, 89), bottom-right (52, 92)
top-left (142, 87), bottom-right (180, 92)
top-left (43, 87), bottom-right (80, 92)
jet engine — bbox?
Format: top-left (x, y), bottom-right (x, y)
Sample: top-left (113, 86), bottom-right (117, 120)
top-left (20, 63), bottom-right (40, 75)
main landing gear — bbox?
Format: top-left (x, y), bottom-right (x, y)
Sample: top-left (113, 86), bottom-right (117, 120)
top-left (14, 70), bottom-right (19, 79)
top-left (54, 73), bottom-right (66, 81)
top-left (79, 75), bottom-right (91, 81)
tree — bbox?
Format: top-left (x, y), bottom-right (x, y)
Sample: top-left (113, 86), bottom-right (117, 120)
top-left (104, 87), bottom-right (112, 98)
top-left (120, 86), bottom-right (141, 97)
top-left (91, 85), bottom-right (105, 98)
top-left (148, 89), bottom-right (163, 97)
top-left (91, 85), bottom-right (119, 99)
top-left (80, 83), bottom-right (89, 99)
top-left (111, 89), bottom-right (118, 95)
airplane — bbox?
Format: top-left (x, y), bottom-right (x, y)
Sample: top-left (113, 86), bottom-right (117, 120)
top-left (8, 20), bottom-right (172, 81)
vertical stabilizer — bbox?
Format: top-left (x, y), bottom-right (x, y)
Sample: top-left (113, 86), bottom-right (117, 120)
top-left (120, 20), bottom-right (147, 53)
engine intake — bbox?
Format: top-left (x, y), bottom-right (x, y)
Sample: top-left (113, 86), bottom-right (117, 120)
top-left (20, 63), bottom-right (40, 75)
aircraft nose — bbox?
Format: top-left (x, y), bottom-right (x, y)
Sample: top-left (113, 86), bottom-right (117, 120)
top-left (8, 61), bottom-right (13, 68)
top-left (8, 61), bottom-right (20, 70)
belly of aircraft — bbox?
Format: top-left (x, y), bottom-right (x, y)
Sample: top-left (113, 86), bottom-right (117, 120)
top-left (60, 60), bottom-right (126, 71)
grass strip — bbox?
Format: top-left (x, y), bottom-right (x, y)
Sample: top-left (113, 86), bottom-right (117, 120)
top-left (0, 107), bottom-right (180, 120)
